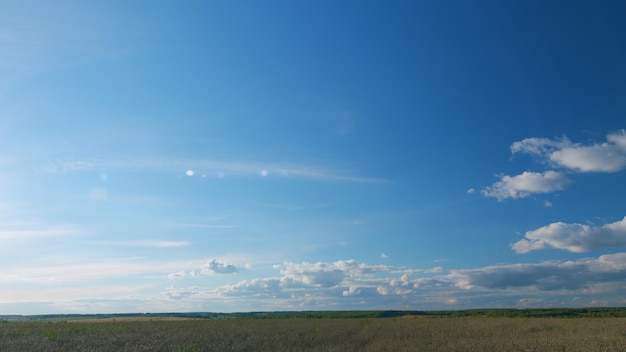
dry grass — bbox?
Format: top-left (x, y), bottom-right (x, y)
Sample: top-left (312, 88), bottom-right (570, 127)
top-left (1, 317), bottom-right (626, 351)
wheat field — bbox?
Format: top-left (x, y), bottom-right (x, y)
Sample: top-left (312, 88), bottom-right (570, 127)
top-left (1, 317), bottom-right (626, 351)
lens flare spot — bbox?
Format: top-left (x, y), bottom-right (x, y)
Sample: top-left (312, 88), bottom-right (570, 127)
top-left (186, 170), bottom-right (194, 177)
top-left (260, 169), bottom-right (268, 177)
top-left (100, 173), bottom-right (108, 181)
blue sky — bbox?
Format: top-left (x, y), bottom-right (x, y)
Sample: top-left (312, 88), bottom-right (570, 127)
top-left (1, 0), bottom-right (626, 314)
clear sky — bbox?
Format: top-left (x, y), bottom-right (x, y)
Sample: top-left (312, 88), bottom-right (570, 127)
top-left (1, 1), bottom-right (626, 315)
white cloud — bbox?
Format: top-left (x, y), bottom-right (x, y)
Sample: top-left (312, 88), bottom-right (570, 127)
top-left (481, 130), bottom-right (626, 200)
top-left (481, 171), bottom-right (571, 201)
top-left (512, 216), bottom-right (626, 253)
top-left (512, 130), bottom-right (626, 173)
top-left (510, 137), bottom-right (570, 156)
top-left (342, 286), bottom-right (361, 296)
top-left (201, 259), bottom-right (239, 274)
top-left (331, 259), bottom-right (392, 275)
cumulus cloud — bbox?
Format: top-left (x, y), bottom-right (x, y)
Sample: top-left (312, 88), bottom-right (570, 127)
top-left (512, 130), bottom-right (626, 173)
top-left (481, 171), bottom-right (571, 201)
top-left (280, 262), bottom-right (345, 287)
top-left (449, 253), bottom-right (626, 291)
top-left (481, 130), bottom-right (626, 200)
top-left (512, 216), bottom-right (626, 253)
top-left (202, 259), bottom-right (239, 274)
top-left (275, 260), bottom-right (391, 287)
top-left (218, 278), bottom-right (284, 297)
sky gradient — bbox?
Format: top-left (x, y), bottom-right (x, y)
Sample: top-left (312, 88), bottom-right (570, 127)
top-left (1, 1), bottom-right (626, 314)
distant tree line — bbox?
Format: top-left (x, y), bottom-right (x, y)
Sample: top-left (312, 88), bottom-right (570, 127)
top-left (4, 307), bottom-right (626, 321)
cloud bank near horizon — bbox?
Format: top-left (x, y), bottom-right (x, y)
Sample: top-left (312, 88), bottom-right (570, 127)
top-left (5, 252), bottom-right (626, 313)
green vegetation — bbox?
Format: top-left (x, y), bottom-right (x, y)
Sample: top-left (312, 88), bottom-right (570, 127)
top-left (2, 314), bottom-right (626, 351)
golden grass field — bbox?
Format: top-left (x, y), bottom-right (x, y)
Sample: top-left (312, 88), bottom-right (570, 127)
top-left (2, 317), bottom-right (626, 351)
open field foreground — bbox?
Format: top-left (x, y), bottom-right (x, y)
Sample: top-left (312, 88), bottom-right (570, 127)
top-left (2, 317), bottom-right (626, 351)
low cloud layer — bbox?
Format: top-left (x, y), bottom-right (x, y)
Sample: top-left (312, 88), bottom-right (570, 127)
top-left (161, 255), bottom-right (626, 310)
top-left (512, 216), bottom-right (626, 253)
top-left (450, 253), bottom-right (626, 291)
top-left (8, 255), bottom-right (626, 313)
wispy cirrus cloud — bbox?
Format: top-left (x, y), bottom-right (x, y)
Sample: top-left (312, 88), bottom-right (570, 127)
top-left (0, 258), bottom-right (192, 285)
top-left (0, 226), bottom-right (82, 240)
top-left (512, 216), bottom-right (626, 253)
top-left (99, 239), bottom-right (191, 248)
